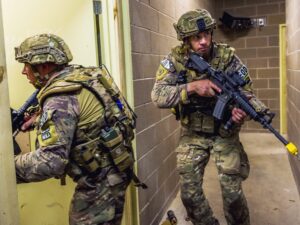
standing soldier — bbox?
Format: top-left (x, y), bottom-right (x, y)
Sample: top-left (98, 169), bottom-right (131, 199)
top-left (151, 9), bottom-right (270, 225)
top-left (14, 33), bottom-right (143, 225)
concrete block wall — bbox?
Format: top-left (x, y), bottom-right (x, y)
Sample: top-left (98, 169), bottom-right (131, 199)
top-left (128, 0), bottom-right (215, 224)
top-left (286, 0), bottom-right (300, 194)
top-left (214, 0), bottom-right (286, 132)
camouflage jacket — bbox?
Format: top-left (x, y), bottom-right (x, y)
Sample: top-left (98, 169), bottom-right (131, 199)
top-left (15, 66), bottom-right (121, 183)
top-left (151, 42), bottom-right (268, 133)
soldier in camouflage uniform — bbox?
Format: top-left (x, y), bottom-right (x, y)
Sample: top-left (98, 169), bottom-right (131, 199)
top-left (14, 33), bottom-right (137, 225)
top-left (151, 9), bottom-right (270, 225)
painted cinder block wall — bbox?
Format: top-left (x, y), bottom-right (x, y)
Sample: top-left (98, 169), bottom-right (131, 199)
top-left (214, 0), bottom-right (286, 132)
top-left (128, 0), bottom-right (215, 224)
top-left (286, 0), bottom-right (300, 194)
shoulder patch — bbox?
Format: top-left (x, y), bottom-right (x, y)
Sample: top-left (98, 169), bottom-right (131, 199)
top-left (37, 110), bottom-right (58, 147)
top-left (156, 64), bottom-right (169, 81)
top-left (161, 58), bottom-right (175, 73)
top-left (237, 65), bottom-right (250, 84)
top-left (156, 58), bottom-right (175, 81)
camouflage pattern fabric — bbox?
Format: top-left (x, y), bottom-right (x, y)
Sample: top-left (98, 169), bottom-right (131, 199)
top-left (173, 9), bottom-right (216, 40)
top-left (70, 168), bottom-right (130, 225)
top-left (15, 33), bottom-right (73, 65)
top-left (151, 42), bottom-right (260, 225)
top-left (176, 129), bottom-right (250, 225)
top-left (14, 66), bottom-right (130, 225)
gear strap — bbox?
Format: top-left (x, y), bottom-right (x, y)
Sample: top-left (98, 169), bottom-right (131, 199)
top-left (128, 170), bottom-right (148, 189)
top-left (70, 78), bottom-right (147, 189)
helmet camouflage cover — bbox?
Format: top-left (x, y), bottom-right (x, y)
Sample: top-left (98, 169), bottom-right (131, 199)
top-left (15, 33), bottom-right (73, 65)
top-left (174, 9), bottom-right (216, 41)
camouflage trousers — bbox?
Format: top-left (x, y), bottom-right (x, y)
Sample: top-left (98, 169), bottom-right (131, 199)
top-left (176, 130), bottom-right (250, 225)
top-left (69, 168), bottom-right (130, 225)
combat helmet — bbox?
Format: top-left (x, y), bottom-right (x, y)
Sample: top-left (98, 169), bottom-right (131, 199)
top-left (174, 9), bottom-right (216, 41)
top-left (15, 33), bottom-right (73, 65)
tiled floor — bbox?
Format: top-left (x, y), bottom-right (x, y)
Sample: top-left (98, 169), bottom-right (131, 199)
top-left (159, 133), bottom-right (300, 225)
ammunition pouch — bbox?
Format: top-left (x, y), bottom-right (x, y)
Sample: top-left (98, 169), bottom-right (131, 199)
top-left (181, 104), bottom-right (240, 137)
top-left (181, 103), bottom-right (215, 133)
top-left (99, 125), bottom-right (134, 172)
top-left (186, 111), bottom-right (215, 133)
top-left (67, 138), bottom-right (110, 178)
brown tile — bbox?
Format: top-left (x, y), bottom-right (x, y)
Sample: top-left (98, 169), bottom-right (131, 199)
top-left (132, 54), bottom-right (160, 80)
top-left (246, 58), bottom-right (268, 68)
top-left (160, 108), bottom-right (172, 118)
top-left (245, 0), bottom-right (268, 5)
top-left (150, 32), bottom-right (178, 55)
top-left (268, 58), bottom-right (279, 67)
top-left (140, 0), bottom-right (150, 4)
top-left (158, 13), bottom-right (177, 38)
top-left (257, 89), bottom-right (279, 99)
top-left (150, 0), bottom-right (176, 18)
top-left (236, 48), bottom-right (257, 59)
top-left (158, 153), bottom-right (174, 186)
top-left (148, 187), bottom-right (167, 224)
top-left (138, 171), bottom-right (158, 219)
top-left (131, 26), bottom-right (151, 53)
top-left (291, 70), bottom-right (300, 91)
top-left (268, 78), bottom-right (280, 88)
top-left (268, 99), bottom-right (280, 109)
top-left (234, 6), bottom-right (257, 17)
top-left (279, 2), bottom-right (285, 13)
top-left (134, 78), bottom-right (155, 106)
top-left (249, 68), bottom-right (257, 78)
top-left (246, 37), bottom-right (268, 48)
top-left (268, 0), bottom-right (286, 2)
top-left (286, 52), bottom-right (300, 71)
top-left (215, 29), bottom-right (236, 41)
top-left (156, 115), bottom-right (180, 141)
top-left (130, 0), bottom-right (159, 31)
top-left (257, 3), bottom-right (280, 15)
top-left (137, 147), bottom-right (159, 182)
top-left (267, 14), bottom-right (285, 25)
top-left (136, 125), bottom-right (159, 159)
top-left (257, 47), bottom-right (279, 57)
top-left (268, 37), bottom-right (278, 49)
top-left (235, 27), bottom-right (258, 37)
top-left (252, 79), bottom-right (269, 89)
top-left (163, 170), bottom-right (179, 202)
top-left (257, 68), bottom-right (279, 78)
top-left (227, 38), bottom-right (246, 49)
top-left (215, 0), bottom-right (224, 9)
top-left (135, 102), bottom-right (162, 132)
top-left (257, 25), bottom-right (279, 36)
top-left (224, 0), bottom-right (246, 8)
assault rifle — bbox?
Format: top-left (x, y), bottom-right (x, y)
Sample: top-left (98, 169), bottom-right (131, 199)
top-left (11, 89), bottom-right (39, 137)
top-left (160, 210), bottom-right (177, 225)
top-left (186, 52), bottom-right (299, 159)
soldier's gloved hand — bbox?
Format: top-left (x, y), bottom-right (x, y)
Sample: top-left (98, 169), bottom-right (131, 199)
top-left (187, 79), bottom-right (221, 97)
top-left (231, 107), bottom-right (247, 125)
top-left (20, 111), bottom-right (39, 132)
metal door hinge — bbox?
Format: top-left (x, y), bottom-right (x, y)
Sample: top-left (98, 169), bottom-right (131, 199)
top-left (93, 0), bottom-right (102, 15)
top-left (0, 66), bottom-right (4, 83)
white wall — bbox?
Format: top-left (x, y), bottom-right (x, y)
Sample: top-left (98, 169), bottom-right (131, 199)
top-left (2, 0), bottom-right (97, 108)
top-left (1, 0), bottom-right (98, 224)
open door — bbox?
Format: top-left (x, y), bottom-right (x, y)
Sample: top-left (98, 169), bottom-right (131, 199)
top-left (0, 1), bottom-right (20, 225)
top-left (95, 1), bottom-right (138, 224)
